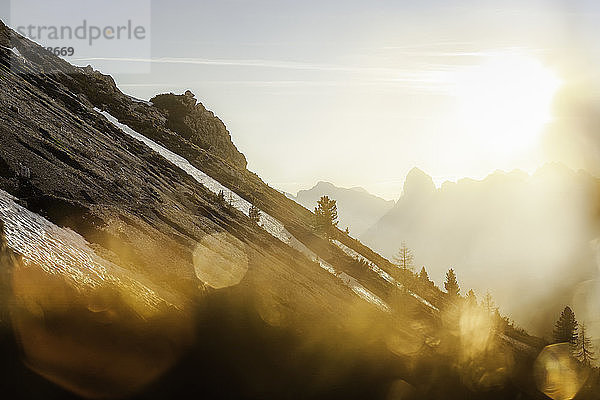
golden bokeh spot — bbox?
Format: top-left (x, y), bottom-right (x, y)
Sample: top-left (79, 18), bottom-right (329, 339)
top-left (193, 232), bottom-right (249, 289)
top-left (534, 343), bottom-right (588, 400)
top-left (255, 293), bottom-right (290, 328)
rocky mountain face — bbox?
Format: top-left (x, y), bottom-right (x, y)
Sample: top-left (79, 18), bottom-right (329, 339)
top-left (150, 91), bottom-right (247, 169)
top-left (362, 165), bottom-right (600, 337)
top-left (293, 181), bottom-right (394, 236)
top-left (0, 18), bottom-right (583, 400)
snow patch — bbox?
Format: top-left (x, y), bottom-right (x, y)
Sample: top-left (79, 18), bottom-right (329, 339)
top-left (0, 190), bottom-right (170, 313)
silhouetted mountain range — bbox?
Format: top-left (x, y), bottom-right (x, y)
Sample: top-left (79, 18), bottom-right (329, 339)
top-left (361, 165), bottom-right (600, 337)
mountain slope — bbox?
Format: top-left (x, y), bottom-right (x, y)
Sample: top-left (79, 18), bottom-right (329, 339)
top-left (293, 181), bottom-right (394, 236)
top-left (0, 20), bottom-right (399, 398)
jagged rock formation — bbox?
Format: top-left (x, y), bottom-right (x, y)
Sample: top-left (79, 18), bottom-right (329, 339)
top-left (150, 91), bottom-right (247, 168)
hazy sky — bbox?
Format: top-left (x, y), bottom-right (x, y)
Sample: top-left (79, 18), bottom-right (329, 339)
top-left (10, 0), bottom-right (600, 199)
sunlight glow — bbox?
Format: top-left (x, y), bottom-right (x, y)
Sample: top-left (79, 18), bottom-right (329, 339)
top-left (453, 52), bottom-right (561, 160)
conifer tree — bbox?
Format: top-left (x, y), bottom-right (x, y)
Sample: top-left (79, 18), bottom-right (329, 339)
top-left (575, 323), bottom-right (596, 366)
top-left (444, 268), bottom-right (460, 297)
top-left (553, 306), bottom-right (578, 345)
top-left (466, 289), bottom-right (477, 307)
top-left (314, 196), bottom-right (338, 239)
top-left (418, 266), bottom-right (430, 282)
top-left (394, 242), bottom-right (414, 272)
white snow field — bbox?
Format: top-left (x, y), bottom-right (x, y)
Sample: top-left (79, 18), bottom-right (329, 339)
top-left (0, 189), bottom-right (173, 315)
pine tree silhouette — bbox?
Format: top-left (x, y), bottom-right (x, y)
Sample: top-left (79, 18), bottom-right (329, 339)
top-left (444, 268), bottom-right (460, 297)
top-left (575, 323), bottom-right (596, 366)
top-left (553, 306), bottom-right (578, 345)
top-left (314, 196), bottom-right (338, 239)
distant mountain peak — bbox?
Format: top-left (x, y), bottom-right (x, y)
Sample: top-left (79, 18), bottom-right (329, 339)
top-left (313, 181), bottom-right (336, 190)
top-left (403, 167), bottom-right (435, 198)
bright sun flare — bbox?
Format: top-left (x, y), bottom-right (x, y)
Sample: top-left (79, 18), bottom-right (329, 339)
top-left (453, 52), bottom-right (561, 161)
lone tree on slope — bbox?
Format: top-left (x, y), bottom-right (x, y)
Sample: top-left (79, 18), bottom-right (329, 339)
top-left (394, 242), bottom-right (414, 272)
top-left (314, 196), bottom-right (338, 240)
top-left (553, 306), bottom-right (578, 345)
top-left (575, 323), bottom-right (596, 366)
top-left (444, 268), bottom-right (460, 297)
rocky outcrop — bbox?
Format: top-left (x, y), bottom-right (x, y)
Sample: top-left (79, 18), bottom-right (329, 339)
top-left (151, 91), bottom-right (247, 168)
